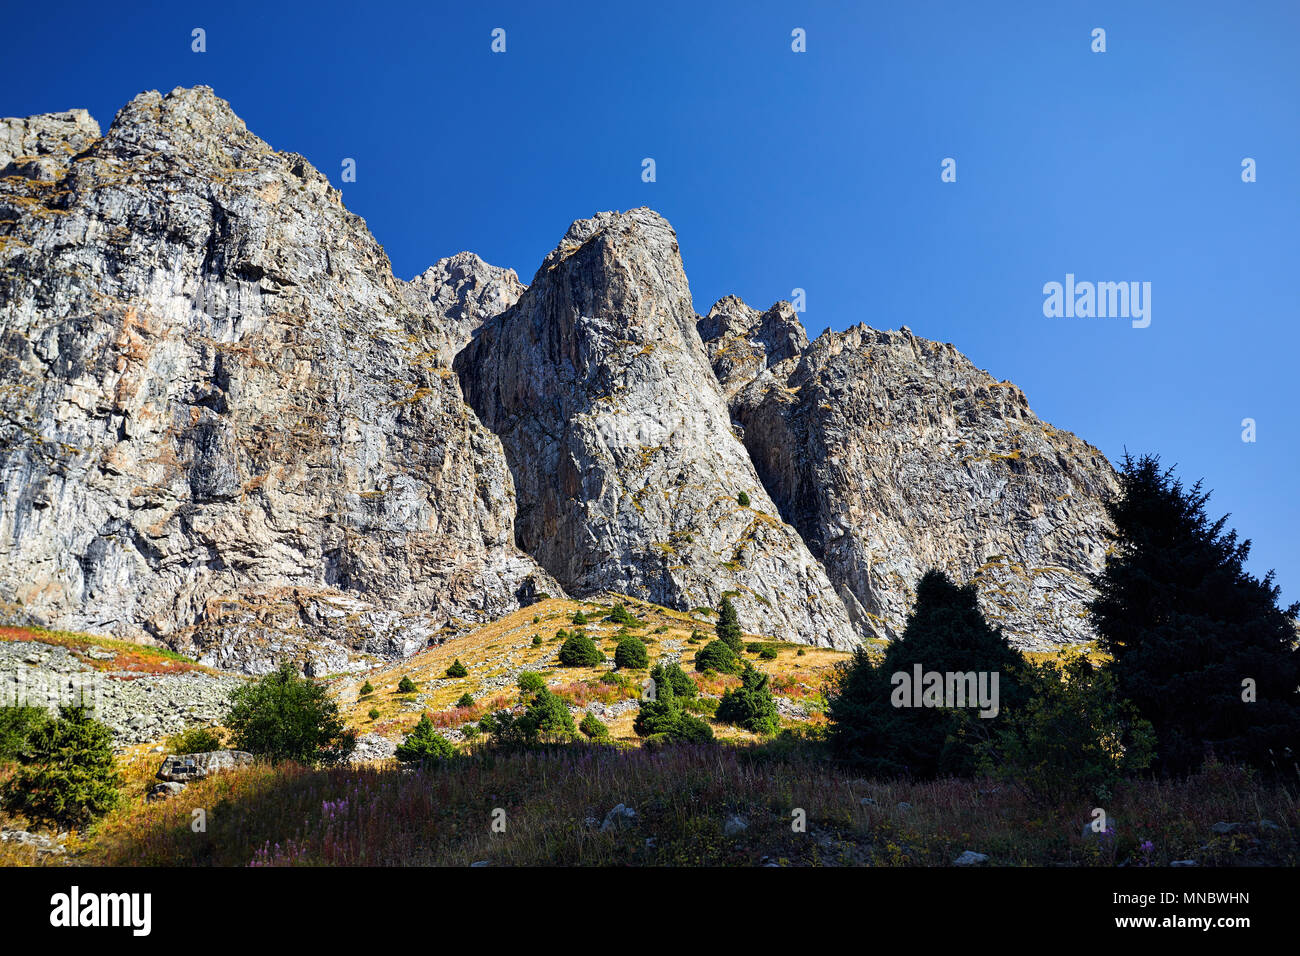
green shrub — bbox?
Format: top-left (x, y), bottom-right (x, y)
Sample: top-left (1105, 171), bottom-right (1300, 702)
top-left (979, 650), bottom-right (1155, 802)
top-left (490, 689), bottom-right (576, 747)
top-left (224, 663), bottom-right (356, 766)
top-left (555, 628), bottom-right (570, 642)
top-left (649, 661), bottom-right (697, 699)
top-left (517, 671), bottom-right (546, 695)
top-left (614, 637), bottom-right (649, 669)
top-left (558, 632), bottom-right (604, 667)
top-left (687, 629), bottom-right (703, 645)
top-left (394, 714), bottom-right (456, 764)
top-left (716, 664), bottom-right (780, 735)
top-left (606, 603), bottom-right (637, 626)
top-left (397, 675), bottom-right (419, 694)
top-left (456, 693), bottom-right (475, 709)
top-left (0, 706), bottom-right (121, 829)
top-left (531, 634), bottom-right (542, 647)
top-left (572, 610), bottom-right (588, 625)
top-left (633, 701), bottom-right (713, 742)
top-left (445, 660), bottom-right (468, 679)
top-left (525, 689), bottom-right (576, 739)
top-left (368, 708), bottom-right (381, 721)
top-left (758, 644), bottom-right (779, 661)
top-left (0, 705), bottom-right (50, 761)
top-left (600, 672), bottom-right (632, 690)
top-left (359, 681), bottom-right (374, 696)
top-left (579, 713), bottom-right (609, 739)
top-left (715, 596), bottom-right (744, 653)
top-left (633, 663), bottom-right (712, 742)
top-left (166, 725), bottom-right (224, 754)
top-left (694, 639), bottom-right (740, 674)
top-left (682, 696), bottom-right (719, 716)
top-left (737, 491), bottom-right (751, 507)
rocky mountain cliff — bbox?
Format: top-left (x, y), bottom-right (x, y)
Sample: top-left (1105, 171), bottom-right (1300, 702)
top-left (456, 210), bottom-right (862, 648)
top-left (702, 300), bottom-right (1118, 649)
top-left (1, 86), bottom-right (1117, 669)
top-left (0, 87), bottom-right (556, 674)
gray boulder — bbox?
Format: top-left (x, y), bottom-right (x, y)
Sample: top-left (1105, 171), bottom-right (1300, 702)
top-left (156, 749), bottom-right (253, 782)
top-left (601, 803), bottom-right (638, 832)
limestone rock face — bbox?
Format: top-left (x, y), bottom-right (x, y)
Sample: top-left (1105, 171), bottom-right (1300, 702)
top-left (0, 109), bottom-right (101, 180)
top-left (707, 314), bottom-right (1118, 649)
top-left (0, 87), bottom-right (558, 673)
top-left (156, 749), bottom-right (253, 783)
top-left (456, 209), bottom-right (861, 648)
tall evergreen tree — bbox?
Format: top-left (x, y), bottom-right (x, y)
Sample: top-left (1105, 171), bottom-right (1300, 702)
top-left (715, 596), bottom-right (744, 654)
top-left (827, 570), bottom-right (1025, 777)
top-left (1088, 453), bottom-right (1300, 775)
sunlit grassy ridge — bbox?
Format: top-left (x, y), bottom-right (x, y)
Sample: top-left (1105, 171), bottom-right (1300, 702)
top-left (333, 594), bottom-right (850, 745)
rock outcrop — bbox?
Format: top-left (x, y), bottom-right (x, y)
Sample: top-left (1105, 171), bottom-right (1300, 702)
top-left (0, 87), bottom-right (557, 673)
top-left (705, 309), bottom-right (1117, 649)
top-left (456, 210), bottom-right (861, 648)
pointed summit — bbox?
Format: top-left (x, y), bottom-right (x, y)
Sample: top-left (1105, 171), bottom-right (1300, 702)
top-left (456, 209), bottom-right (862, 647)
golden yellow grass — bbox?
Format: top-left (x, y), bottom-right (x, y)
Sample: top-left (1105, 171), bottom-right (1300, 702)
top-left (331, 594), bottom-right (849, 746)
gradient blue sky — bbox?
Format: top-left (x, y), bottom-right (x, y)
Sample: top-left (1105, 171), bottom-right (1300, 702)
top-left (5, 1), bottom-right (1297, 603)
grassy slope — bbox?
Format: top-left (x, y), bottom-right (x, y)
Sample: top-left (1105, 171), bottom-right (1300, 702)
top-left (333, 594), bottom-right (853, 745)
top-left (3, 607), bottom-right (1296, 868)
top-left (0, 625), bottom-right (220, 677)
top-left (31, 746), bottom-right (1300, 867)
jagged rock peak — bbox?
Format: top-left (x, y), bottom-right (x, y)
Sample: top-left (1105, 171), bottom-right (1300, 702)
top-left (406, 251), bottom-right (526, 360)
top-left (722, 319), bottom-right (1117, 649)
top-left (456, 208), bottom-right (862, 648)
top-left (699, 295), bottom-right (810, 399)
top-left (539, 207), bottom-right (671, 270)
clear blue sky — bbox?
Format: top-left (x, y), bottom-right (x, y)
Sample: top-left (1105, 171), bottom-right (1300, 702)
top-left (5, 0), bottom-right (1297, 604)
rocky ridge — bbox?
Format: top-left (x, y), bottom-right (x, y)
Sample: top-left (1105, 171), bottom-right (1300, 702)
top-left (456, 210), bottom-right (862, 648)
top-left (1, 86), bottom-right (1118, 668)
